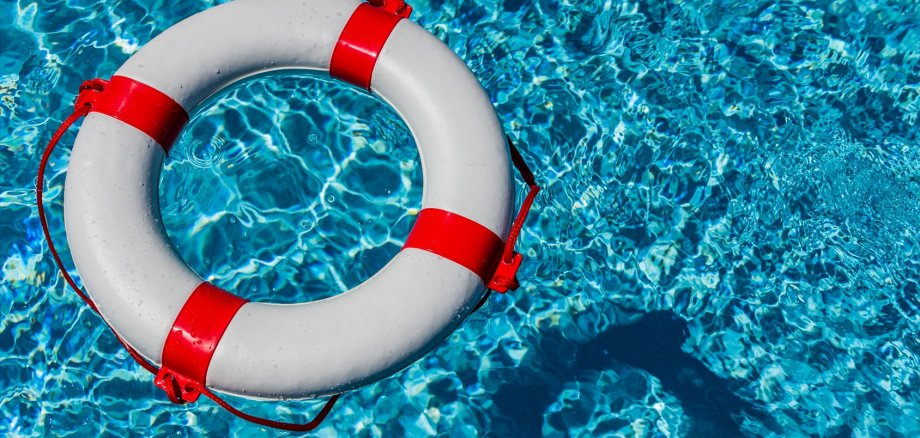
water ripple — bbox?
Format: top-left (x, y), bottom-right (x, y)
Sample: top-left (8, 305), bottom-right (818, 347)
top-left (1, 0), bottom-right (919, 435)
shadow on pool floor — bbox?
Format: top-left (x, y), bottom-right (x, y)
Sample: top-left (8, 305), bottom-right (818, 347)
top-left (574, 310), bottom-right (771, 437)
top-left (487, 310), bottom-right (801, 436)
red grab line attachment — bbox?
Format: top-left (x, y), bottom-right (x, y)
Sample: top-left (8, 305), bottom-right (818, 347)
top-left (329, 1), bottom-right (409, 89)
top-left (36, 79), bottom-right (341, 432)
top-left (368, 0), bottom-right (412, 17)
top-left (74, 78), bottom-right (107, 112)
top-left (156, 282), bottom-right (248, 404)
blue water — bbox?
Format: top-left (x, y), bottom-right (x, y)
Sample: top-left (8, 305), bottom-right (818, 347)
top-left (2, 0), bottom-right (919, 435)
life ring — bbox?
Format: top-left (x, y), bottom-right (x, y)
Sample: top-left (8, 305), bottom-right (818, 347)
top-left (59, 0), bottom-right (523, 402)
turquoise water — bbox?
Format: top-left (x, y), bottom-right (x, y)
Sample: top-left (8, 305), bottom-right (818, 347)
top-left (2, 0), bottom-right (920, 435)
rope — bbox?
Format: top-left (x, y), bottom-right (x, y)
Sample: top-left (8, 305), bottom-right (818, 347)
top-left (474, 137), bottom-right (541, 309)
top-left (482, 137), bottom-right (541, 293)
top-left (502, 137), bottom-right (540, 264)
top-left (36, 101), bottom-right (96, 312)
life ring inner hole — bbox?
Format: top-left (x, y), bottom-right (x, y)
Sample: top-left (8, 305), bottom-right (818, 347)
top-left (159, 72), bottom-right (423, 304)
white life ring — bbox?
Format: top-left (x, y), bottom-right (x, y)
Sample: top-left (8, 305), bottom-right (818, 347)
top-left (63, 0), bottom-right (513, 400)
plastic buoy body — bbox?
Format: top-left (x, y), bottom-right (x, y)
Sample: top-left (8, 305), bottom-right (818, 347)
top-left (63, 0), bottom-right (512, 399)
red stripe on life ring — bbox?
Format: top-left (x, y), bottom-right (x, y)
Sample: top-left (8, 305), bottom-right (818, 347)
top-left (157, 283), bottom-right (247, 402)
top-left (403, 208), bottom-right (505, 284)
top-left (329, 3), bottom-right (405, 89)
top-left (89, 75), bottom-right (188, 151)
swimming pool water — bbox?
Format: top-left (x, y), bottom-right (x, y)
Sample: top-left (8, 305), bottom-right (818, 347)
top-left (2, 0), bottom-right (919, 436)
